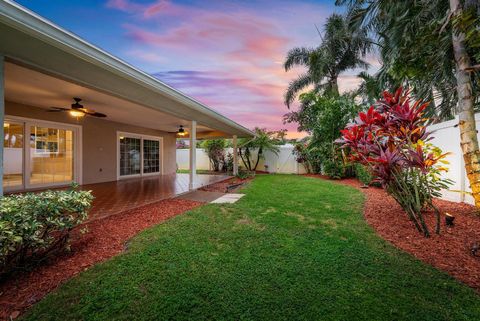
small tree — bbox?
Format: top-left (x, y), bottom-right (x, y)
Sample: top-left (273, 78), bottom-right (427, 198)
top-left (238, 128), bottom-right (280, 171)
top-left (285, 91), bottom-right (361, 177)
top-left (202, 139), bottom-right (226, 172)
top-left (338, 88), bottom-right (452, 237)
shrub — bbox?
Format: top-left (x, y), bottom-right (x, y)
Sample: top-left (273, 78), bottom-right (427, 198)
top-left (355, 163), bottom-right (373, 187)
top-left (322, 159), bottom-right (345, 179)
top-left (0, 185), bottom-right (93, 275)
top-left (338, 87), bottom-right (452, 237)
top-left (202, 139), bottom-right (226, 172)
top-left (224, 152), bottom-right (234, 173)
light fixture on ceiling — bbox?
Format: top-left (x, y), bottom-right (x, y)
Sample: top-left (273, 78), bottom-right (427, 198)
top-left (69, 109), bottom-right (85, 118)
top-left (49, 98), bottom-right (106, 118)
top-left (177, 125), bottom-right (186, 137)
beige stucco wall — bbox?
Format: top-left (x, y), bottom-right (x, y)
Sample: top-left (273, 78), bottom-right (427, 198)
top-left (5, 101), bottom-right (177, 185)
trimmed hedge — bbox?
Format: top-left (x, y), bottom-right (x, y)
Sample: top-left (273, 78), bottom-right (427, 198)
top-left (0, 185), bottom-right (93, 276)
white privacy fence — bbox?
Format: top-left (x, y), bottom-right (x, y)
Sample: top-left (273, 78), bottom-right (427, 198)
top-left (427, 115), bottom-right (480, 205)
top-left (176, 145), bottom-right (308, 174)
top-left (177, 120), bottom-right (476, 204)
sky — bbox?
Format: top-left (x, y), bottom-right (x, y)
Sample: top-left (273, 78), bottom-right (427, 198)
top-left (16, 0), bottom-right (373, 138)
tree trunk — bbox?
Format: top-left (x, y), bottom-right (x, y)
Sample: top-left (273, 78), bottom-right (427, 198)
top-left (330, 76), bottom-right (339, 96)
top-left (450, 0), bottom-right (480, 209)
top-left (253, 147), bottom-right (263, 171)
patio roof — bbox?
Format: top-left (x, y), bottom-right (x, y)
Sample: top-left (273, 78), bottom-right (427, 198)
top-left (0, 0), bottom-right (254, 138)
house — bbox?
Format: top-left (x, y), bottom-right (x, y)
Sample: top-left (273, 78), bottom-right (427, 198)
top-left (0, 0), bottom-right (253, 197)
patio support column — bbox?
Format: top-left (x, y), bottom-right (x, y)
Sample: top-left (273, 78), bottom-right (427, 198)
top-left (189, 120), bottom-right (197, 189)
top-left (232, 135), bottom-right (238, 176)
top-left (0, 56), bottom-right (4, 196)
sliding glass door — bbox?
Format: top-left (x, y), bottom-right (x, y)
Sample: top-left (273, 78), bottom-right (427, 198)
top-left (118, 133), bottom-right (162, 178)
top-left (29, 126), bottom-right (74, 186)
top-left (3, 118), bottom-right (79, 192)
top-left (4, 121), bottom-right (24, 190)
top-left (119, 136), bottom-right (141, 177)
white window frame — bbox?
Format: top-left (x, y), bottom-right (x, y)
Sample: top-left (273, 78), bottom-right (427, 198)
top-left (4, 115), bottom-right (82, 192)
top-left (116, 131), bottom-right (163, 180)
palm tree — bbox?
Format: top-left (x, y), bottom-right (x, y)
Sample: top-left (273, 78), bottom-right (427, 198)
top-left (337, 0), bottom-right (480, 208)
top-left (284, 13), bottom-right (371, 107)
top-left (238, 128), bottom-right (280, 171)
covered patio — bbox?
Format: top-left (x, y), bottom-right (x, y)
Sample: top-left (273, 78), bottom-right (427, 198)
top-left (82, 173), bottom-right (230, 220)
top-left (0, 1), bottom-right (253, 205)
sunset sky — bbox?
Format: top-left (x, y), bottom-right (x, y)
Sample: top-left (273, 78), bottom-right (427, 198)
top-left (16, 0), bottom-right (377, 138)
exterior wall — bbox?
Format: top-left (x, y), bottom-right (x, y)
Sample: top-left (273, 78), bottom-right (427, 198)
top-left (5, 101), bottom-right (177, 185)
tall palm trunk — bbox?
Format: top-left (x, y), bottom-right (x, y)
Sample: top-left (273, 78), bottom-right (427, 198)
top-left (450, 0), bottom-right (480, 208)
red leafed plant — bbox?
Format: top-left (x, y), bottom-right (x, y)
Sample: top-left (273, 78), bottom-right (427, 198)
top-left (338, 87), bottom-right (452, 237)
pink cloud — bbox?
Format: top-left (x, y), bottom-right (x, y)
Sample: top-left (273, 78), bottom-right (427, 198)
top-left (107, 0), bottom-right (338, 138)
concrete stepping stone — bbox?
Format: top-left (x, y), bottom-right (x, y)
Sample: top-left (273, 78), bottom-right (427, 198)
top-left (211, 193), bottom-right (245, 204)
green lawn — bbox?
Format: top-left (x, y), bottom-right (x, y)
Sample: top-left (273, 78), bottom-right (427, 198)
top-left (23, 175), bottom-right (480, 320)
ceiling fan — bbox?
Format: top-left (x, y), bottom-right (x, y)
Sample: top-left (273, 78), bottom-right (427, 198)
top-left (48, 98), bottom-right (107, 118)
top-left (167, 125), bottom-right (188, 136)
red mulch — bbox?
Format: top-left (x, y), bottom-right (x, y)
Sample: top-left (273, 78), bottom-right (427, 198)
top-left (0, 198), bottom-right (203, 320)
top-left (306, 174), bottom-right (480, 292)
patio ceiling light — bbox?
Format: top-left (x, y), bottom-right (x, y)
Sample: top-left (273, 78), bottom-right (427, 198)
top-left (177, 125), bottom-right (186, 137)
top-left (69, 109), bottom-right (85, 118)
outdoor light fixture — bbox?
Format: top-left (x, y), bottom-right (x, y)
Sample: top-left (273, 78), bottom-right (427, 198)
top-left (445, 212), bottom-right (455, 226)
top-left (177, 125), bottom-right (186, 137)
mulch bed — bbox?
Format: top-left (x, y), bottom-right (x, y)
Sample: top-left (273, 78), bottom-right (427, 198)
top-left (306, 174), bottom-right (480, 292)
top-left (0, 198), bottom-right (203, 320)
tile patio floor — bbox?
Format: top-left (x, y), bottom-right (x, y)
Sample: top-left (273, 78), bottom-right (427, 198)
top-left (81, 173), bottom-right (230, 220)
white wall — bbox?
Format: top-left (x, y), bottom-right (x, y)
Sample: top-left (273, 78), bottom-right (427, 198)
top-left (176, 145), bottom-right (308, 174)
top-left (427, 115), bottom-right (480, 205)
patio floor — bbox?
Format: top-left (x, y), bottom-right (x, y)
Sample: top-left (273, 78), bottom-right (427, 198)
top-left (81, 173), bottom-right (230, 220)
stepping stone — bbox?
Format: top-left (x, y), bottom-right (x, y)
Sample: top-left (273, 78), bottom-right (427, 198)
top-left (211, 193), bottom-right (245, 204)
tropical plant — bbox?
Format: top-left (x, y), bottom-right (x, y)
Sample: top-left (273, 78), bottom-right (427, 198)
top-left (238, 128), bottom-right (280, 171)
top-left (338, 88), bottom-right (452, 237)
top-left (285, 91), bottom-right (361, 177)
top-left (337, 0), bottom-right (480, 208)
top-left (292, 140), bottom-right (312, 173)
top-left (0, 185), bottom-right (93, 275)
top-left (202, 139), bottom-right (227, 172)
top-left (283, 13), bottom-right (371, 107)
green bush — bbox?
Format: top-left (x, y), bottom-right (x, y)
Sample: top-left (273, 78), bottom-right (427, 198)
top-left (355, 163), bottom-right (373, 186)
top-left (0, 185), bottom-right (93, 275)
top-left (322, 159), bottom-right (345, 179)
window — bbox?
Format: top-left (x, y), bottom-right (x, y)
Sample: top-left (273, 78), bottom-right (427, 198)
top-left (118, 133), bottom-right (162, 178)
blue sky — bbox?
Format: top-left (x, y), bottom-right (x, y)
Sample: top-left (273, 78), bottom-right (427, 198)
top-left (15, 0), bottom-right (367, 138)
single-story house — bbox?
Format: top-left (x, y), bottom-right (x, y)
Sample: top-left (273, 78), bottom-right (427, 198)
top-left (0, 0), bottom-right (253, 198)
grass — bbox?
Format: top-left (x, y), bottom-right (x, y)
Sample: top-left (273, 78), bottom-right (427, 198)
top-left (23, 175), bottom-right (480, 320)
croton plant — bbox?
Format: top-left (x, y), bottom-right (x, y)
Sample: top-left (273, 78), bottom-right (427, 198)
top-left (338, 87), bottom-right (452, 237)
